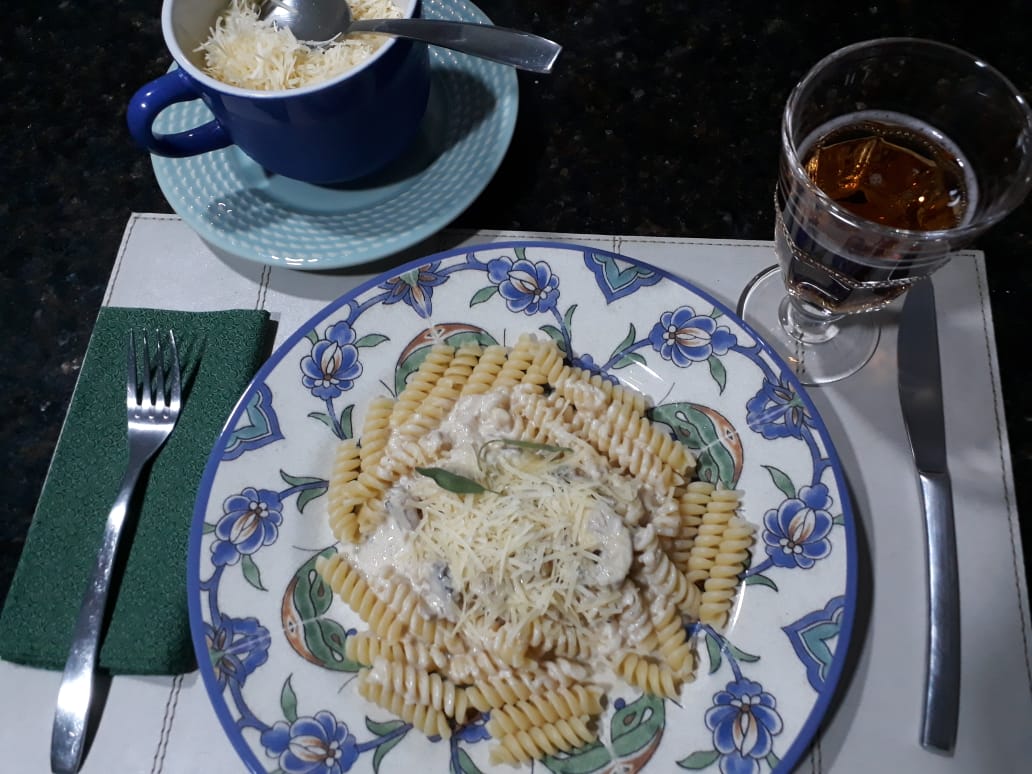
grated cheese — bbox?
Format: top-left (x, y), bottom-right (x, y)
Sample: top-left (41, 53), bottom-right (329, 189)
top-left (367, 388), bottom-right (641, 658)
top-left (197, 0), bottom-right (405, 91)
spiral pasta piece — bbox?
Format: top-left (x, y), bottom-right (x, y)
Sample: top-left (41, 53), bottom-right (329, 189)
top-left (571, 404), bottom-right (684, 490)
top-left (509, 392), bottom-right (574, 445)
top-left (383, 576), bottom-right (438, 643)
top-left (316, 553), bottom-right (405, 641)
top-left (491, 333), bottom-right (538, 389)
top-left (650, 599), bottom-right (696, 674)
top-left (460, 344), bottom-right (508, 396)
top-left (523, 618), bottom-right (595, 660)
top-left (664, 481), bottom-right (715, 568)
top-left (345, 631), bottom-right (439, 671)
top-left (391, 344), bottom-right (454, 428)
top-left (521, 337), bottom-right (565, 390)
top-left (686, 490), bottom-right (741, 585)
top-left (486, 684), bottom-right (603, 737)
top-left (439, 646), bottom-right (516, 684)
top-left (326, 438), bottom-right (362, 544)
top-left (389, 347), bottom-right (479, 465)
top-left (358, 396), bottom-right (395, 472)
top-left (364, 658), bottom-right (469, 719)
top-left (357, 672), bottom-right (452, 739)
top-left (490, 716), bottom-right (596, 765)
top-left (634, 528), bottom-right (700, 621)
top-left (615, 651), bottom-right (682, 699)
top-left (551, 363), bottom-right (649, 417)
top-left (465, 666), bottom-right (569, 713)
top-left (700, 517), bottom-right (755, 630)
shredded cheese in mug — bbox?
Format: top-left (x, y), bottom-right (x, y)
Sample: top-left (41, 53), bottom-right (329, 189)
top-left (197, 0), bottom-right (404, 90)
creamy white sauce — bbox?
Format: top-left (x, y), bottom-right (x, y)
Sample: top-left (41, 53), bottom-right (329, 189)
top-left (350, 383), bottom-right (693, 676)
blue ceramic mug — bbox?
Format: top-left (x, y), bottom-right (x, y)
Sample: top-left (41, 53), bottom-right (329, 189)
top-left (127, 0), bottom-right (431, 183)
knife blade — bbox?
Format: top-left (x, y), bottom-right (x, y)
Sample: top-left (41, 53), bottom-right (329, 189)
top-left (898, 278), bottom-right (960, 754)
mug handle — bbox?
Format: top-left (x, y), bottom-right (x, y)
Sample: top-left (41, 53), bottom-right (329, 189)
top-left (126, 68), bottom-right (231, 157)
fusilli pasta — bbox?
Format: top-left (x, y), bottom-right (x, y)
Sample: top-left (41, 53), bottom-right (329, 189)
top-left (318, 335), bottom-right (755, 766)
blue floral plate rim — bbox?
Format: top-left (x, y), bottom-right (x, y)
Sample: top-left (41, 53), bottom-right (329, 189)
top-left (188, 240), bottom-right (858, 774)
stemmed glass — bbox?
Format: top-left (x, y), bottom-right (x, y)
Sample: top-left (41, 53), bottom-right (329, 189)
top-left (739, 38), bottom-right (1032, 384)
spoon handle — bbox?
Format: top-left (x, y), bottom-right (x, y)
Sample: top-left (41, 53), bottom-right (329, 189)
top-left (348, 19), bottom-right (562, 73)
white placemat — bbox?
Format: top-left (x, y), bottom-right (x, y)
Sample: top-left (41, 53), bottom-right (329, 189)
top-left (1, 213), bottom-right (1028, 773)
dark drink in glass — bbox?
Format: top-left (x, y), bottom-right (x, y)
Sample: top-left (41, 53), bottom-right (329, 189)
top-left (740, 38), bottom-right (1032, 384)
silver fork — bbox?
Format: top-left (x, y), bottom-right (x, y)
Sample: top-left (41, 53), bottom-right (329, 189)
top-left (50, 330), bottom-right (182, 774)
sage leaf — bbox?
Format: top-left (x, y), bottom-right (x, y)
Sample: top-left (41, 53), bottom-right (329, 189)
top-left (415, 467), bottom-right (490, 494)
top-left (476, 438), bottom-right (571, 472)
top-left (483, 439), bottom-right (570, 455)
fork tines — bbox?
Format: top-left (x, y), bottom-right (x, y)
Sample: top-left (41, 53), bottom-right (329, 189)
top-left (127, 329), bottom-right (181, 413)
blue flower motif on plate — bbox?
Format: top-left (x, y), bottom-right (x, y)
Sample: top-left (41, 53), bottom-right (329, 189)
top-left (762, 484), bottom-right (835, 570)
top-left (746, 376), bottom-right (815, 440)
top-left (380, 261), bottom-right (447, 319)
top-left (211, 487), bottom-right (284, 566)
top-left (649, 306), bottom-right (737, 367)
top-left (261, 711), bottom-right (359, 774)
top-left (704, 678), bottom-right (784, 774)
top-left (205, 617), bottom-right (270, 689)
top-left (486, 254), bottom-right (560, 314)
top-left (302, 321), bottom-right (363, 400)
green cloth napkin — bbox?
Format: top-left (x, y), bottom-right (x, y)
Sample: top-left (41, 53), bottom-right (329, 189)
top-left (0, 306), bottom-right (274, 675)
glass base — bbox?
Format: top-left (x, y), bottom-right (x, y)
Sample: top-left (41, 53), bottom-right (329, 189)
top-left (737, 266), bottom-right (880, 385)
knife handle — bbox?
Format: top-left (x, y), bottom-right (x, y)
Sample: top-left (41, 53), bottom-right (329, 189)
top-left (918, 469), bottom-right (960, 753)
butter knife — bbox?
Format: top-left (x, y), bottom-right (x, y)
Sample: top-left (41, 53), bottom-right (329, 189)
top-left (898, 279), bottom-right (960, 753)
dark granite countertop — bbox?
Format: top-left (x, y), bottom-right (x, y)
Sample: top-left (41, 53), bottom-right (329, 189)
top-left (1, 0), bottom-right (1029, 611)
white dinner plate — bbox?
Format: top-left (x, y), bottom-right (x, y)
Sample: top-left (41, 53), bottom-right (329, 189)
top-left (189, 241), bottom-right (857, 773)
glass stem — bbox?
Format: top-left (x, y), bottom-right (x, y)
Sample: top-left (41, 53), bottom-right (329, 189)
top-left (778, 295), bottom-right (843, 344)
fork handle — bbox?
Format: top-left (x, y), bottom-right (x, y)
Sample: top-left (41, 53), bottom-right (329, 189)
top-left (50, 460), bottom-right (145, 774)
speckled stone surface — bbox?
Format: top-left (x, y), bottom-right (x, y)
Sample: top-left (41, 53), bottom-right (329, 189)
top-left (2, 0), bottom-right (1031, 604)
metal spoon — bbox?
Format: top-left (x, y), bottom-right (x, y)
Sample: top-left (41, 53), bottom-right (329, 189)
top-left (258, 0), bottom-right (562, 73)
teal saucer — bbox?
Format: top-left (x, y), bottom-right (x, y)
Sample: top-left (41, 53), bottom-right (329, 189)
top-left (151, 0), bottom-right (518, 270)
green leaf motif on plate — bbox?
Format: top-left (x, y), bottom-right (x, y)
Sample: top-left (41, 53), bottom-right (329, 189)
top-left (707, 354), bottom-right (727, 394)
top-left (745, 573), bottom-right (779, 591)
top-left (539, 323), bottom-right (566, 351)
top-left (563, 303), bottom-right (578, 334)
top-left (677, 749), bottom-right (721, 770)
top-left (648, 403), bottom-right (743, 488)
top-left (470, 285), bottom-right (499, 307)
top-left (705, 630), bottom-right (761, 676)
top-left (453, 748), bottom-right (484, 774)
top-left (541, 740), bottom-right (612, 773)
top-left (280, 470), bottom-right (329, 513)
top-left (763, 465), bottom-right (796, 500)
top-left (281, 548), bottom-right (362, 672)
top-left (280, 675), bottom-right (298, 723)
top-left (609, 323), bottom-right (637, 363)
top-left (355, 333), bottom-right (389, 348)
top-left (241, 554), bottom-right (266, 591)
top-left (542, 693), bottom-right (666, 773)
top-left (367, 717), bottom-right (409, 774)
top-left (611, 693), bottom-right (666, 760)
top-left (393, 328), bottom-right (498, 396)
top-left (614, 351), bottom-right (647, 370)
